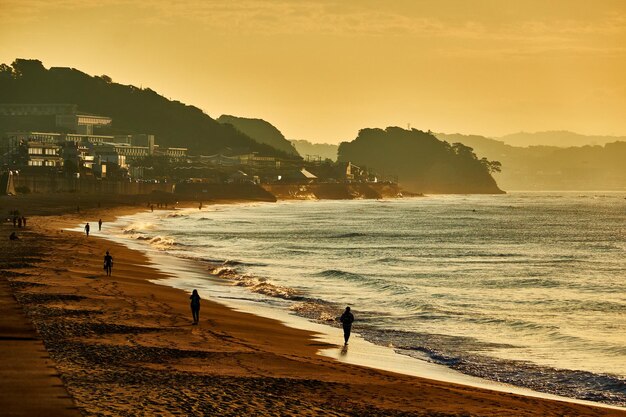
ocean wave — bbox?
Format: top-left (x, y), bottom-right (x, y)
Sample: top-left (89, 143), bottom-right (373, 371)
top-left (166, 212), bottom-right (187, 218)
top-left (207, 263), bottom-right (299, 300)
top-left (122, 221), bottom-right (154, 234)
top-left (147, 235), bottom-right (177, 250)
top-left (290, 300), bottom-right (341, 322)
top-left (314, 269), bottom-right (366, 281)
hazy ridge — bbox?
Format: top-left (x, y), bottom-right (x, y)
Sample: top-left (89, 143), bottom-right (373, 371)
top-left (216, 115), bottom-right (300, 156)
top-left (437, 133), bottom-right (626, 191)
top-left (498, 131), bottom-right (626, 148)
top-left (290, 140), bottom-right (338, 161)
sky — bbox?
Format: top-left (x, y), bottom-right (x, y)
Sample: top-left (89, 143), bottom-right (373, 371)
top-left (1, 0), bottom-right (625, 144)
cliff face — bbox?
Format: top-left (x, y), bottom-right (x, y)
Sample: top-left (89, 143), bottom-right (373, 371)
top-left (338, 127), bottom-right (504, 194)
top-left (217, 115), bottom-right (300, 157)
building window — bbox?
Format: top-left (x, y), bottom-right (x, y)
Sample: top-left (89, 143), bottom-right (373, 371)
top-left (44, 160), bottom-right (55, 166)
top-left (44, 148), bottom-right (57, 155)
top-left (28, 147), bottom-right (43, 155)
top-left (28, 160), bottom-right (43, 166)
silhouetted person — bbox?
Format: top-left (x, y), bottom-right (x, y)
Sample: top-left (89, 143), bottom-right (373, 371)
top-left (190, 289), bottom-right (201, 325)
top-left (84, 222), bottom-right (90, 236)
top-left (9, 232), bottom-right (18, 241)
top-left (12, 216), bottom-right (17, 228)
top-left (17, 217), bottom-right (22, 228)
top-left (103, 251), bottom-right (113, 276)
top-left (340, 306), bottom-right (354, 345)
top-left (98, 219), bottom-right (103, 231)
top-left (21, 216), bottom-right (26, 227)
top-left (151, 204), bottom-right (154, 212)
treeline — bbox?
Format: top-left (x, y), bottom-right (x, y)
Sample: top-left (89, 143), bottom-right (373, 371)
top-left (338, 127), bottom-right (503, 194)
top-left (0, 59), bottom-right (297, 158)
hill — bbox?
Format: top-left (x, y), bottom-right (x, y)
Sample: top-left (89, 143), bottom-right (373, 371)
top-left (436, 133), bottom-right (626, 190)
top-left (0, 59), bottom-right (296, 158)
top-left (216, 115), bottom-right (299, 156)
top-left (498, 131), bottom-right (626, 147)
top-left (291, 140), bottom-right (338, 161)
top-left (338, 127), bottom-right (503, 194)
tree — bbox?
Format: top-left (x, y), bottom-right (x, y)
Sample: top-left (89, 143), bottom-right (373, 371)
top-left (12, 59), bottom-right (45, 77)
top-left (481, 158), bottom-right (502, 174)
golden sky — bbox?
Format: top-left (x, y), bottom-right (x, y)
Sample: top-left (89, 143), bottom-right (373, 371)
top-left (1, 0), bottom-right (625, 143)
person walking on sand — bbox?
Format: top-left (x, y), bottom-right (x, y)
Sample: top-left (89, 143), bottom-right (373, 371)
top-left (98, 218), bottom-right (103, 231)
top-left (340, 306), bottom-right (354, 345)
top-left (103, 251), bottom-right (113, 276)
top-left (22, 216), bottom-right (26, 227)
top-left (84, 222), bottom-right (90, 237)
top-left (190, 289), bottom-right (201, 325)
top-left (17, 216), bottom-right (22, 228)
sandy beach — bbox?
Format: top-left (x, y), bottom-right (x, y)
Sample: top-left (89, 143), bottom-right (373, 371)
top-left (1, 198), bottom-right (625, 416)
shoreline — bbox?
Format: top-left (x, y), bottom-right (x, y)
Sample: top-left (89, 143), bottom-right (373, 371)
top-left (101, 206), bottom-right (626, 412)
top-left (2, 199), bottom-right (624, 416)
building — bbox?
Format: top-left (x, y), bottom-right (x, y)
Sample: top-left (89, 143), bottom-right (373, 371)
top-left (55, 114), bottom-right (112, 135)
top-left (23, 141), bottom-right (63, 167)
top-left (93, 142), bottom-right (147, 163)
top-left (153, 145), bottom-right (188, 160)
top-left (237, 153), bottom-right (281, 168)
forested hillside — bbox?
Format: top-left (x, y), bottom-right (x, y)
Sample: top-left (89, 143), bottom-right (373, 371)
top-left (338, 127), bottom-right (503, 194)
top-left (0, 59), bottom-right (296, 158)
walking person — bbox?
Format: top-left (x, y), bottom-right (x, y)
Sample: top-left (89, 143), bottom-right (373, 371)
top-left (190, 289), bottom-right (201, 325)
top-left (21, 216), bottom-right (26, 227)
top-left (340, 306), bottom-right (355, 345)
top-left (98, 218), bottom-right (103, 231)
top-left (84, 222), bottom-right (90, 237)
top-left (17, 217), bottom-right (22, 228)
top-left (103, 251), bottom-right (113, 276)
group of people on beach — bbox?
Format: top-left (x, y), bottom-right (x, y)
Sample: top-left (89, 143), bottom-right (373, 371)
top-left (7, 210), bottom-right (27, 240)
top-left (84, 219), bottom-right (103, 237)
top-left (12, 215), bottom-right (27, 228)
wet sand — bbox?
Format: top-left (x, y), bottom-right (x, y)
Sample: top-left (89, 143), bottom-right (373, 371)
top-left (1, 200), bottom-right (625, 416)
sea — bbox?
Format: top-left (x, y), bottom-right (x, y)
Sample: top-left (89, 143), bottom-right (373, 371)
top-left (110, 192), bottom-right (626, 406)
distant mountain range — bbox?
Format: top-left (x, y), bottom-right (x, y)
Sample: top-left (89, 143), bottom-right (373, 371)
top-left (436, 133), bottom-right (626, 191)
top-left (497, 131), bottom-right (626, 148)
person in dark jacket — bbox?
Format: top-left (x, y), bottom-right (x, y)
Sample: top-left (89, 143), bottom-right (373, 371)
top-left (339, 306), bottom-right (355, 345)
top-left (190, 289), bottom-right (201, 325)
top-left (103, 251), bottom-right (113, 276)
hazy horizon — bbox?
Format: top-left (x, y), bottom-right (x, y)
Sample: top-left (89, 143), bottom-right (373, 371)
top-left (1, 0), bottom-right (625, 144)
